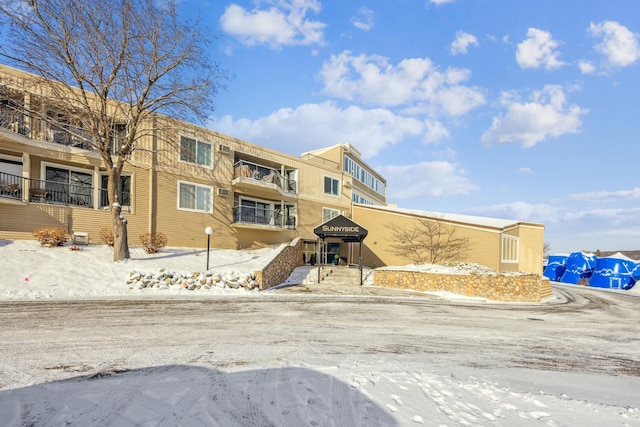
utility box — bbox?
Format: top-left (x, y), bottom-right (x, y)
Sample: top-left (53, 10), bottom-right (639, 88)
top-left (73, 232), bottom-right (89, 245)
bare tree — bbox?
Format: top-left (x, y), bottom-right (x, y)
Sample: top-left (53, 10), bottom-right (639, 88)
top-left (386, 217), bottom-right (471, 265)
top-left (0, 0), bottom-right (227, 261)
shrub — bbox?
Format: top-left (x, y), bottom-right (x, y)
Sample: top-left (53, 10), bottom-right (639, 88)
top-left (99, 226), bottom-right (114, 247)
top-left (33, 227), bottom-right (68, 247)
top-left (139, 232), bottom-right (168, 254)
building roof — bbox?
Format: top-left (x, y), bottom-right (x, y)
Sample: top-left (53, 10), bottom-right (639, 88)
top-left (356, 204), bottom-right (544, 231)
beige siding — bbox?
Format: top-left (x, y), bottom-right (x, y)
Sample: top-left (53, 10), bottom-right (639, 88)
top-left (354, 205), bottom-right (509, 271)
top-left (514, 224), bottom-right (545, 273)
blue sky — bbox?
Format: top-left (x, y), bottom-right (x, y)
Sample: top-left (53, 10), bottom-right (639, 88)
top-left (183, 0), bottom-right (640, 253)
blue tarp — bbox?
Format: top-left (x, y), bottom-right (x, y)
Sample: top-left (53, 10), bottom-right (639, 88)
top-left (543, 255), bottom-right (568, 281)
top-left (559, 252), bottom-right (597, 285)
top-left (589, 256), bottom-right (637, 290)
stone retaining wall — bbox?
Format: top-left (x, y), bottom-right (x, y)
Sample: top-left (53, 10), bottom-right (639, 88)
top-left (374, 269), bottom-right (551, 302)
top-left (255, 238), bottom-right (304, 290)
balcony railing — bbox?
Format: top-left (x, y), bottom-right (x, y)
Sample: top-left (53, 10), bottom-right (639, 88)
top-left (233, 160), bottom-right (296, 194)
top-left (0, 172), bottom-right (22, 200)
top-left (0, 171), bottom-right (130, 210)
top-left (0, 102), bottom-right (94, 150)
top-left (232, 205), bottom-right (296, 229)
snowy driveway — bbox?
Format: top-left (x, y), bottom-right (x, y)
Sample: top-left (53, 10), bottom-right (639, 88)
top-left (1, 284), bottom-right (639, 426)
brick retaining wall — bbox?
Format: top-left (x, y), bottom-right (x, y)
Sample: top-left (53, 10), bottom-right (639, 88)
top-left (255, 238), bottom-right (304, 290)
top-left (374, 269), bottom-right (552, 302)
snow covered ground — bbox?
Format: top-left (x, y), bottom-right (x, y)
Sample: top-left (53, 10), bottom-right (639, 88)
top-left (0, 240), bottom-right (639, 426)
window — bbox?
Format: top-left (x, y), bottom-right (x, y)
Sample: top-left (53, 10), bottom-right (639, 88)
top-left (323, 176), bottom-right (339, 196)
top-left (344, 154), bottom-right (386, 197)
top-left (45, 166), bottom-right (93, 207)
top-left (100, 175), bottom-right (131, 209)
top-left (501, 235), bottom-right (519, 263)
top-left (352, 192), bottom-right (374, 205)
top-left (178, 181), bottom-right (212, 213)
top-left (284, 204), bottom-right (297, 229)
top-left (180, 136), bottom-right (212, 167)
top-left (108, 123), bottom-right (127, 156)
top-left (241, 199), bottom-right (271, 224)
top-left (322, 207), bottom-right (339, 223)
top-left (233, 196), bottom-right (290, 227)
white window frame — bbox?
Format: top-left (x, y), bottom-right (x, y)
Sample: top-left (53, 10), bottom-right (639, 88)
top-left (501, 235), bottom-right (519, 263)
top-left (322, 207), bottom-right (340, 223)
top-left (179, 135), bottom-right (213, 168)
top-left (99, 172), bottom-right (132, 210)
top-left (177, 180), bottom-right (213, 214)
top-left (323, 175), bottom-right (340, 197)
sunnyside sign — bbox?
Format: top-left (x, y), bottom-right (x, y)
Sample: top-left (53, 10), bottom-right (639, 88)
top-left (314, 215), bottom-right (367, 240)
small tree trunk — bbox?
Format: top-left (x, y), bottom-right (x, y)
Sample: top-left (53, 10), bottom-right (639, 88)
top-left (108, 167), bottom-right (130, 262)
top-left (112, 203), bottom-right (130, 261)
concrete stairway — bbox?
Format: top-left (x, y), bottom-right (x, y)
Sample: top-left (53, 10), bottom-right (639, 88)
top-left (318, 266), bottom-right (363, 285)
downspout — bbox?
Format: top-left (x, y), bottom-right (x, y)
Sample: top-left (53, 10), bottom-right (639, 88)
top-left (149, 116), bottom-right (157, 236)
top-left (21, 152), bottom-right (30, 203)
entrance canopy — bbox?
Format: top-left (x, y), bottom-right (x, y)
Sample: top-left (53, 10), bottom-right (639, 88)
top-left (313, 215), bottom-right (368, 285)
top-left (313, 215), bottom-right (368, 242)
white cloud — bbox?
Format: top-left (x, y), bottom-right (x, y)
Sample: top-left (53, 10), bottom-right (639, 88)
top-left (450, 31), bottom-right (479, 55)
top-left (468, 202), bottom-right (640, 252)
top-left (350, 7), bottom-right (374, 31)
top-left (480, 85), bottom-right (588, 148)
top-left (578, 60), bottom-right (595, 74)
top-left (518, 167), bottom-right (533, 174)
top-left (380, 161), bottom-right (479, 201)
top-left (211, 102), bottom-right (425, 158)
top-left (318, 51), bottom-right (485, 115)
top-left (423, 119), bottom-right (450, 144)
top-left (516, 28), bottom-right (565, 69)
top-left (219, 0), bottom-right (326, 49)
top-left (589, 21), bottom-right (640, 68)
top-left (564, 187), bottom-right (640, 203)
top-left (562, 207), bottom-right (640, 228)
top-left (429, 0), bottom-right (454, 4)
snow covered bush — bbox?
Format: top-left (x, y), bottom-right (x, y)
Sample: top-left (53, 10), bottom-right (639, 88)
top-left (32, 227), bottom-right (68, 247)
top-left (139, 232), bottom-right (168, 254)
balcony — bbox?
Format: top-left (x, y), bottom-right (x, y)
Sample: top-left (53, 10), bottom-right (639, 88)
top-left (0, 102), bottom-right (94, 151)
top-left (232, 160), bottom-right (296, 199)
top-left (232, 205), bottom-right (296, 231)
top-left (0, 172), bottom-right (130, 211)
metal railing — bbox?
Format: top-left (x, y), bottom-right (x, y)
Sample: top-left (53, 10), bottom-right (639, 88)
top-left (0, 172), bottom-right (22, 200)
top-left (0, 102), bottom-right (94, 150)
top-left (28, 177), bottom-right (93, 207)
top-left (232, 205), bottom-right (296, 229)
top-left (300, 153), bottom-right (340, 170)
top-left (0, 171), bottom-right (130, 210)
top-left (233, 205), bottom-right (281, 226)
top-left (233, 160), bottom-right (296, 194)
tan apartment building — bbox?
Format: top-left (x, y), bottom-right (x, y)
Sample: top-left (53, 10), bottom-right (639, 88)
top-left (0, 65), bottom-right (382, 260)
top-left (0, 64), bottom-right (544, 273)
